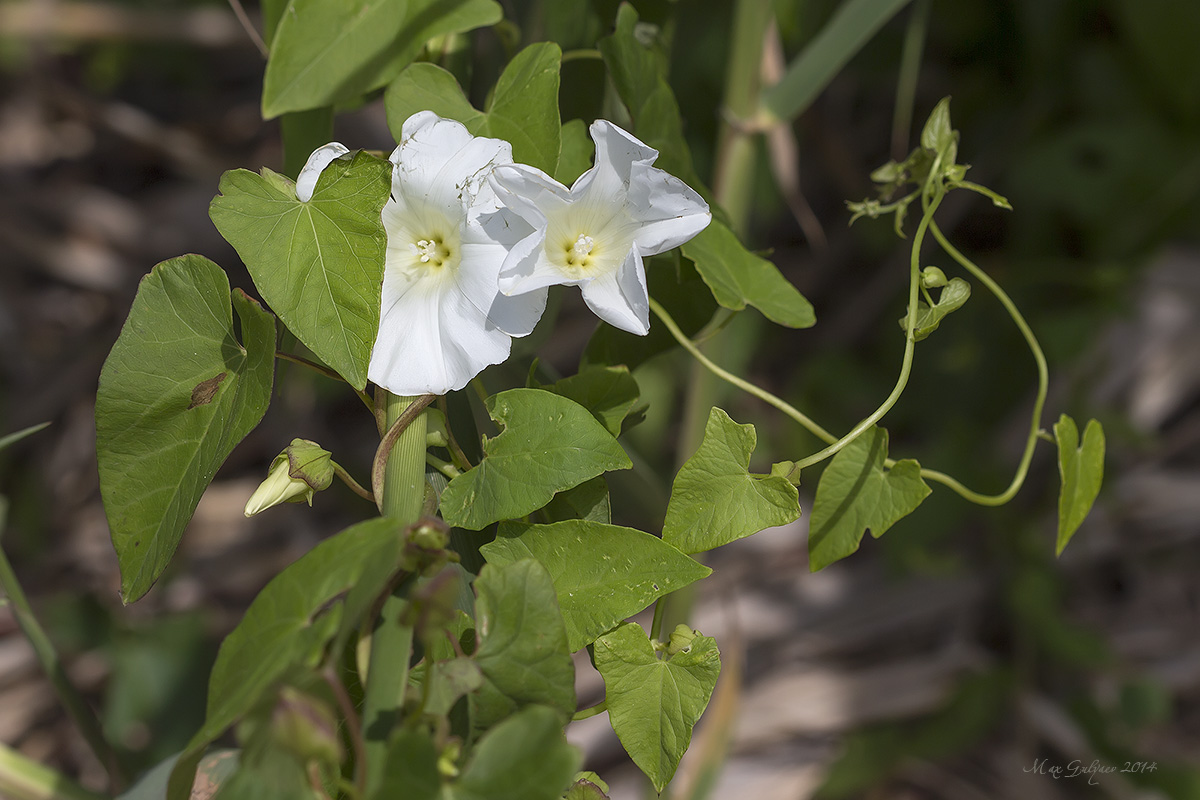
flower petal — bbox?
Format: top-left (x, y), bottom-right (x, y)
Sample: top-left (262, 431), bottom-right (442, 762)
top-left (392, 111), bottom-right (513, 219)
top-left (295, 142), bottom-right (350, 202)
top-left (369, 277), bottom-right (511, 396)
top-left (625, 164), bottom-right (711, 254)
top-left (579, 245), bottom-right (650, 335)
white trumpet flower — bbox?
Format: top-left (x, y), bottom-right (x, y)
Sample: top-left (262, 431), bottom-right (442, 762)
top-left (367, 112), bottom-right (547, 396)
top-left (489, 120), bottom-right (711, 335)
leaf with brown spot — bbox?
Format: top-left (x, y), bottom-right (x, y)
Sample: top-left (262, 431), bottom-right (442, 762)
top-left (97, 255), bottom-right (275, 602)
top-left (187, 373), bottom-right (226, 409)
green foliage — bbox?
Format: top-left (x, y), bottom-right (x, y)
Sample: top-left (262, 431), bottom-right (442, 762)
top-left (808, 427), bottom-right (931, 571)
top-left (167, 518), bottom-right (404, 800)
top-left (472, 560), bottom-right (576, 730)
top-left (544, 366), bottom-right (641, 437)
top-left (663, 408), bottom-right (802, 554)
top-left (901, 276), bottom-right (971, 340)
top-left (450, 705), bottom-right (581, 800)
top-left (96, 255), bottom-right (275, 603)
top-left (681, 222), bottom-right (816, 328)
top-left (386, 43), bottom-right (563, 175)
top-left (594, 622), bottom-right (720, 792)
top-left (482, 520), bottom-right (711, 651)
top-left (1054, 414), bottom-right (1105, 555)
top-left (439, 389), bottom-right (631, 530)
top-left (370, 729), bottom-right (440, 800)
top-left (261, 0), bottom-right (502, 118)
top-left (542, 477), bottom-right (611, 524)
top-left (210, 150), bottom-right (391, 390)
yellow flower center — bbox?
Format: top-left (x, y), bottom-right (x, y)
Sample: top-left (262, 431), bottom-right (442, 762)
top-left (412, 236), bottom-right (453, 269)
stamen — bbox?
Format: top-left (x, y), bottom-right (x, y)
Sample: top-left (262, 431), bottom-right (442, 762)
top-left (415, 239), bottom-right (438, 264)
top-left (571, 234), bottom-right (595, 261)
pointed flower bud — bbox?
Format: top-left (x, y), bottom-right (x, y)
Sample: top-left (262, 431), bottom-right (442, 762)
top-left (244, 438), bottom-right (335, 517)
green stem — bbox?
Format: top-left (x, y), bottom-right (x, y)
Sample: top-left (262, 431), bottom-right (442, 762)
top-left (650, 298), bottom-right (835, 444)
top-left (921, 220), bottom-right (1049, 505)
top-left (274, 351), bottom-right (374, 414)
top-left (425, 452), bottom-right (461, 480)
top-left (572, 700), bottom-right (607, 721)
top-left (789, 186), bottom-right (943, 471)
top-left (362, 392), bottom-right (431, 795)
top-left (332, 462), bottom-right (374, 502)
top-left (371, 395), bottom-right (435, 515)
top-left (561, 48), bottom-right (602, 63)
top-left (0, 742), bottom-right (106, 800)
top-left (649, 597), bottom-right (667, 642)
top-left (0, 501), bottom-right (124, 792)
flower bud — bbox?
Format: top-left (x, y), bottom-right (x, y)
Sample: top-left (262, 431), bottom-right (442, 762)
top-left (666, 624), bottom-right (698, 656)
top-left (921, 266), bottom-right (948, 288)
top-left (270, 687), bottom-right (343, 766)
top-left (244, 439), bottom-right (334, 517)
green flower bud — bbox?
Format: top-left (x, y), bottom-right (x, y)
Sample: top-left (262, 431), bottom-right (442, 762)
top-left (666, 624), bottom-right (698, 656)
top-left (921, 266), bottom-right (948, 288)
top-left (270, 687), bottom-right (343, 766)
top-left (425, 408), bottom-right (449, 448)
top-left (244, 439), bottom-right (334, 517)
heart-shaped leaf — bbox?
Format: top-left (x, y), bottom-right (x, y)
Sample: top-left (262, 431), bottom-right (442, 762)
top-left (664, 407), bottom-right (801, 554)
top-left (439, 389), bottom-right (631, 530)
top-left (482, 520), bottom-right (710, 651)
top-left (96, 255), bottom-right (275, 603)
top-left (808, 426), bottom-right (931, 571)
top-left (1054, 414), bottom-right (1105, 555)
top-left (210, 151), bottom-right (391, 390)
top-left (594, 622), bottom-right (720, 792)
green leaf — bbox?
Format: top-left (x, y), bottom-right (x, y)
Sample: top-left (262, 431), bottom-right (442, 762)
top-left (808, 427), bottom-right (931, 571)
top-left (555, 118), bottom-right (592, 186)
top-left (450, 705), bottom-right (582, 800)
top-left (439, 389), bottom-right (631, 530)
top-left (370, 729), bottom-right (440, 800)
top-left (96, 255), bottom-right (275, 603)
top-left (542, 476), bottom-right (611, 524)
top-left (594, 622), bottom-right (720, 792)
top-left (472, 560), bottom-right (576, 729)
top-left (0, 421), bottom-right (49, 454)
top-left (920, 96), bottom-right (954, 155)
top-left (168, 518), bottom-right (403, 800)
top-left (414, 657), bottom-right (484, 717)
top-left (210, 151), bottom-right (391, 390)
top-left (1054, 415), bottom-right (1105, 555)
top-left (482, 520), bottom-right (711, 651)
top-left (762, 0), bottom-right (914, 121)
top-left (681, 221), bottom-right (816, 328)
top-left (546, 366), bottom-right (640, 437)
top-left (261, 0), bottom-right (502, 118)
top-left (900, 277), bottom-right (971, 341)
top-left (386, 43), bottom-right (563, 175)
top-left (663, 408), bottom-right (802, 554)
top-left (598, 5), bottom-right (704, 189)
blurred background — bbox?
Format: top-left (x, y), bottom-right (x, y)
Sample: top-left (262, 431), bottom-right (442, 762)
top-left (1, 0), bottom-right (1199, 797)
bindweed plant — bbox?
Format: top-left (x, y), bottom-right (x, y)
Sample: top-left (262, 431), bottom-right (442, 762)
top-left (0, 2), bottom-right (1108, 800)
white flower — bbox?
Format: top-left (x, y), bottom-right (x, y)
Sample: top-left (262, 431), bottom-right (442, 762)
top-left (295, 142), bottom-right (349, 202)
top-left (367, 112), bottom-right (547, 396)
top-left (488, 120), bottom-right (711, 335)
